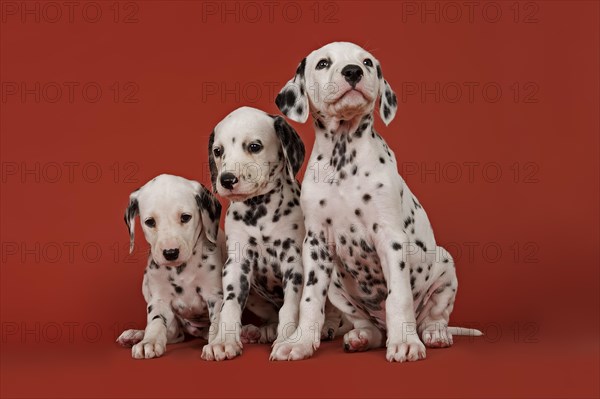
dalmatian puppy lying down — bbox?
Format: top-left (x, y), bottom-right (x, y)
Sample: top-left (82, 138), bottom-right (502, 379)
top-left (116, 174), bottom-right (224, 359)
top-left (202, 107), bottom-right (344, 361)
top-left (270, 42), bottom-right (482, 362)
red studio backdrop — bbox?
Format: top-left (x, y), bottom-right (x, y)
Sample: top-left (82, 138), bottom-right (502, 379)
top-left (1, 1), bottom-right (598, 398)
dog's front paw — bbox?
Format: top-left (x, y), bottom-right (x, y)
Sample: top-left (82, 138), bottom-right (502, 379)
top-left (116, 329), bottom-right (144, 347)
top-left (202, 340), bottom-right (243, 361)
top-left (270, 338), bottom-right (316, 361)
top-left (131, 338), bottom-right (166, 359)
top-left (240, 324), bottom-right (262, 344)
top-left (321, 323), bottom-right (337, 341)
top-left (386, 336), bottom-right (426, 362)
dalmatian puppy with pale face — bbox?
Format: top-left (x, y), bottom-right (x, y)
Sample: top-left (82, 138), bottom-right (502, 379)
top-left (116, 174), bottom-right (224, 359)
top-left (271, 42), bottom-right (481, 362)
top-left (201, 107), bottom-right (343, 361)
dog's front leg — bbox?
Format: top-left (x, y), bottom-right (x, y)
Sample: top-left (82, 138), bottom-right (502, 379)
top-left (201, 293), bottom-right (223, 346)
top-left (201, 246), bottom-right (251, 361)
top-left (273, 242), bottom-right (304, 344)
top-left (270, 227), bottom-right (333, 361)
top-left (377, 234), bottom-right (426, 362)
top-left (130, 298), bottom-right (180, 359)
top-left (199, 282), bottom-right (224, 346)
top-left (199, 240), bottom-right (224, 345)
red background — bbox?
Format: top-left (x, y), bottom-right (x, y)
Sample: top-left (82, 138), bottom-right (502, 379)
top-left (1, 1), bottom-right (598, 398)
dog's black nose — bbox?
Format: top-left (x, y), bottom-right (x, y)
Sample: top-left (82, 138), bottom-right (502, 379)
top-left (220, 172), bottom-right (239, 190)
top-left (341, 64), bottom-right (363, 86)
top-left (163, 248), bottom-right (179, 261)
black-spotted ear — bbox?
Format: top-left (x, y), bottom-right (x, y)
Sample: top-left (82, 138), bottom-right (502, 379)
top-left (124, 190), bottom-right (139, 254)
top-left (194, 184), bottom-right (221, 244)
top-left (275, 58), bottom-right (309, 123)
top-left (377, 64), bottom-right (398, 125)
top-left (207, 130), bottom-right (218, 192)
top-left (271, 115), bottom-right (306, 180)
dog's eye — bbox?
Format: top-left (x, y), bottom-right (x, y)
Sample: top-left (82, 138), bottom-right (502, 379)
top-left (316, 59), bottom-right (330, 70)
top-left (180, 214), bottom-right (192, 224)
top-left (363, 58), bottom-right (373, 67)
top-left (248, 142), bottom-right (263, 154)
top-left (213, 147), bottom-right (223, 158)
top-left (144, 218), bottom-right (156, 228)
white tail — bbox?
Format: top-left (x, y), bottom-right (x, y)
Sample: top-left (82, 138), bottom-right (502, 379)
top-left (448, 327), bottom-right (483, 336)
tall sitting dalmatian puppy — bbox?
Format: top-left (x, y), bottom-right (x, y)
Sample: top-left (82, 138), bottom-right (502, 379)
top-left (271, 42), bottom-right (482, 362)
top-left (202, 107), bottom-right (343, 361)
top-left (116, 174), bottom-right (224, 359)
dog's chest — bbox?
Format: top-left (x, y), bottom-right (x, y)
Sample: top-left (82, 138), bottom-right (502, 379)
top-left (227, 184), bottom-right (303, 229)
top-left (226, 186), bottom-right (303, 306)
top-left (303, 134), bottom-right (395, 218)
top-left (145, 262), bottom-right (210, 326)
top-left (245, 228), bottom-right (303, 306)
top-left (303, 164), bottom-right (385, 229)
top-left (245, 240), bottom-right (292, 306)
top-left (169, 265), bottom-right (209, 320)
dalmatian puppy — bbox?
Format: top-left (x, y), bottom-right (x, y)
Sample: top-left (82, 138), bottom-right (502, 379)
top-left (201, 107), bottom-right (343, 361)
top-left (116, 174), bottom-right (224, 359)
top-left (271, 42), bottom-right (482, 362)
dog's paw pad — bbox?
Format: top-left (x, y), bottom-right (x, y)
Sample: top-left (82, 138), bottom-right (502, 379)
top-left (131, 339), bottom-right (166, 359)
top-left (343, 329), bottom-right (371, 352)
top-left (202, 341), bottom-right (243, 361)
top-left (422, 327), bottom-right (453, 348)
top-left (270, 341), bottom-right (314, 361)
top-left (386, 338), bottom-right (426, 362)
top-left (240, 324), bottom-right (262, 344)
top-left (116, 329), bottom-right (144, 347)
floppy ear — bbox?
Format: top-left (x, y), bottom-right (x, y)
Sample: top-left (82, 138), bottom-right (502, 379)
top-left (194, 183), bottom-right (222, 244)
top-left (124, 190), bottom-right (140, 254)
top-left (207, 130), bottom-right (218, 192)
top-left (275, 58), bottom-right (309, 123)
top-left (271, 115), bottom-right (306, 180)
top-left (377, 64), bottom-right (398, 126)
